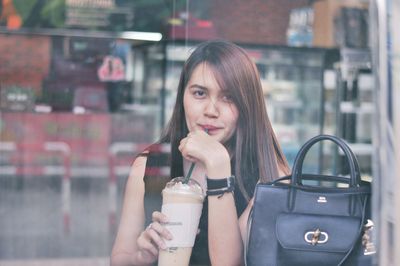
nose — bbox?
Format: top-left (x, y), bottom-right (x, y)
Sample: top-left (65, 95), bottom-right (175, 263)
top-left (204, 98), bottom-right (219, 117)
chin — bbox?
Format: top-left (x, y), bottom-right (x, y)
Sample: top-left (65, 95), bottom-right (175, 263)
top-left (218, 136), bottom-right (230, 143)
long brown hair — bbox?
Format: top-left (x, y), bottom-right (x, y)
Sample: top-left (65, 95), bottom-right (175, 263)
top-left (160, 40), bottom-right (289, 201)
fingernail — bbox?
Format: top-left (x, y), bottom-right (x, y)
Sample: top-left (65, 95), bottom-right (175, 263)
top-left (160, 242), bottom-right (167, 250)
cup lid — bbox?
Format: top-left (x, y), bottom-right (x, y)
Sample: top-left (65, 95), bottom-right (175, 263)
top-left (163, 176), bottom-right (204, 198)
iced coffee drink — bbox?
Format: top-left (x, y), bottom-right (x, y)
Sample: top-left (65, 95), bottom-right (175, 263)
top-left (158, 177), bottom-right (204, 266)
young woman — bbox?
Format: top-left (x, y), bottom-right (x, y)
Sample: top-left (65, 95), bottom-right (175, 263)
top-left (111, 40), bottom-right (290, 266)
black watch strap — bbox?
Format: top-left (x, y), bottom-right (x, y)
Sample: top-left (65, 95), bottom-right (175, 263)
top-left (207, 176), bottom-right (235, 189)
top-left (206, 176), bottom-right (235, 196)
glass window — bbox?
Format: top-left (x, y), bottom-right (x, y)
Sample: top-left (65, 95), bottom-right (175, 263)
top-left (0, 0), bottom-right (377, 264)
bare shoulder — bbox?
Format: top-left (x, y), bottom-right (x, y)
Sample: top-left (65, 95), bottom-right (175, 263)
top-left (126, 153), bottom-right (148, 187)
top-left (130, 154), bottom-right (148, 174)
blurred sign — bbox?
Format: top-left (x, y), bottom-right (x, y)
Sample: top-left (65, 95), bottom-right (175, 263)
top-left (66, 0), bottom-right (134, 30)
top-left (287, 7), bottom-right (314, 47)
top-left (0, 86), bottom-right (35, 112)
top-left (66, 0), bottom-right (115, 8)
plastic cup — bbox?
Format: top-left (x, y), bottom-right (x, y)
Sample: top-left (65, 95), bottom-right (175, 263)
top-left (158, 177), bottom-right (204, 266)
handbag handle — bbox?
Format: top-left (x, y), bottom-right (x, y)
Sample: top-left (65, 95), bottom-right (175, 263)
top-left (291, 135), bottom-right (361, 187)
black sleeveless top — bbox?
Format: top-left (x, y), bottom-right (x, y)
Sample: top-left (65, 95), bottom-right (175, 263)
top-left (142, 150), bottom-right (249, 266)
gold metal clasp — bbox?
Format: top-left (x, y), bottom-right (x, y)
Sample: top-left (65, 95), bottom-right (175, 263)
top-left (311, 228), bottom-right (321, 245)
top-left (304, 228), bottom-right (328, 245)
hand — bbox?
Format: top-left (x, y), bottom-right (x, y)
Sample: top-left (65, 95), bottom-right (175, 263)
top-left (179, 130), bottom-right (231, 178)
top-left (136, 211), bottom-right (172, 264)
top-left (179, 130), bottom-right (230, 168)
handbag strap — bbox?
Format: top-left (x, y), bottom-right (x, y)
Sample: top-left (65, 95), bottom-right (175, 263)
top-left (337, 195), bottom-right (369, 265)
top-left (291, 135), bottom-right (361, 187)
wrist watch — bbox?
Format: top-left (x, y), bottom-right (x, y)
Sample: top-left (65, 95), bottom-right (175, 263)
top-left (206, 176), bottom-right (235, 196)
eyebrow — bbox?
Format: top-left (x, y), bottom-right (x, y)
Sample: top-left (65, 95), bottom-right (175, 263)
top-left (188, 84), bottom-right (208, 90)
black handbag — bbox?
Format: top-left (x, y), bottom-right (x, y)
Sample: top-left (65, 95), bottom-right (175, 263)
top-left (246, 135), bottom-right (375, 266)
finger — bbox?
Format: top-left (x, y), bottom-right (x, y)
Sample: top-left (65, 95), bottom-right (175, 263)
top-left (186, 155), bottom-right (197, 162)
top-left (147, 225), bottom-right (167, 250)
top-left (178, 142), bottom-right (184, 153)
top-left (137, 232), bottom-right (158, 257)
top-left (179, 137), bottom-right (187, 146)
top-left (192, 128), bottom-right (208, 136)
top-left (187, 131), bottom-right (195, 137)
top-left (152, 211), bottom-right (168, 223)
top-left (178, 138), bottom-right (200, 162)
top-left (180, 150), bottom-right (197, 162)
top-left (152, 221), bottom-right (173, 240)
top-left (178, 138), bottom-right (188, 152)
top-left (179, 147), bottom-right (198, 162)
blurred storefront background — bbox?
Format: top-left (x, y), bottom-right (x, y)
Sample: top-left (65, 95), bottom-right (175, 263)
top-left (0, 0), bottom-right (398, 265)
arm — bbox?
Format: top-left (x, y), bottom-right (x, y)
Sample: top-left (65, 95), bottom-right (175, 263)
top-left (110, 155), bottom-right (171, 266)
top-left (207, 154), bottom-right (243, 266)
top-left (239, 198), bottom-right (254, 247)
top-left (179, 131), bottom-right (243, 266)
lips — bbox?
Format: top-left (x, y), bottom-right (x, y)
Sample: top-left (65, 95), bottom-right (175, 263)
top-left (200, 124), bottom-right (222, 133)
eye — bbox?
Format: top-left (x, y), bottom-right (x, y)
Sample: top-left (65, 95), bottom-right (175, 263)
top-left (193, 89), bottom-right (206, 98)
top-left (221, 94), bottom-right (234, 103)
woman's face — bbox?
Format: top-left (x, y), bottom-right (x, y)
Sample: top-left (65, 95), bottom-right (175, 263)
top-left (183, 63), bottom-right (239, 144)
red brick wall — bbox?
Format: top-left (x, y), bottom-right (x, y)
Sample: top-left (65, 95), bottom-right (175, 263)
top-left (211, 0), bottom-right (309, 45)
top-left (0, 34), bottom-right (51, 95)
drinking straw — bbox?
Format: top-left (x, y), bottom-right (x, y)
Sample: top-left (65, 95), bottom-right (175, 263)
top-left (183, 129), bottom-right (208, 183)
top-left (184, 162), bottom-right (196, 184)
